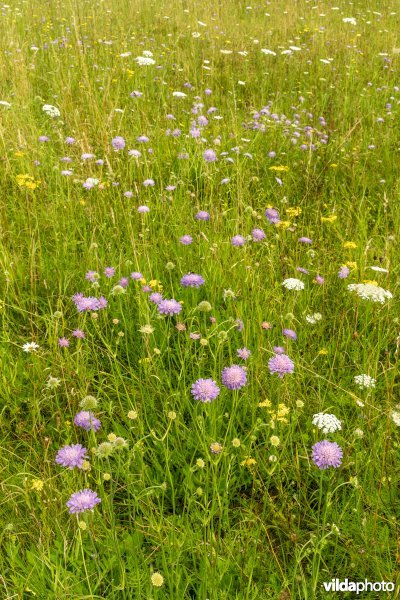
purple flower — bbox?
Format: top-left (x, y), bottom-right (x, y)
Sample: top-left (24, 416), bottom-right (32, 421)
top-left (56, 444), bottom-right (87, 469)
top-left (149, 292), bottom-right (163, 304)
top-left (190, 332), bottom-right (201, 340)
top-left (237, 347), bottom-right (251, 360)
top-left (85, 270), bottom-right (98, 283)
top-left (65, 136), bottom-right (75, 145)
top-left (195, 211), bottom-right (210, 221)
top-left (191, 378), bottom-right (220, 402)
top-left (38, 135), bottom-right (50, 142)
top-left (66, 489), bottom-right (101, 514)
top-left (235, 319), bottom-right (244, 332)
top-left (72, 329), bottom-right (85, 338)
top-left (265, 208), bottom-right (280, 224)
top-left (119, 277), bottom-right (129, 288)
top-left (98, 296), bottom-right (107, 309)
top-left (297, 267), bottom-right (309, 275)
top-left (157, 299), bottom-right (182, 316)
top-left (104, 267), bottom-right (115, 278)
top-left (180, 273), bottom-right (205, 288)
top-left (231, 235), bottom-right (246, 247)
top-left (221, 365), bottom-right (247, 390)
top-left (74, 411), bottom-right (101, 432)
top-left (138, 205), bottom-right (150, 213)
top-left (299, 237), bottom-right (312, 244)
top-left (143, 179), bottom-right (154, 187)
top-left (311, 440), bottom-right (343, 470)
top-left (180, 235), bottom-right (193, 245)
top-left (112, 136), bottom-right (125, 151)
top-left (283, 328), bottom-right (297, 340)
top-left (130, 272), bottom-right (143, 280)
top-left (203, 149), bottom-right (217, 162)
top-left (268, 353), bottom-right (294, 377)
top-left (124, 190), bottom-right (133, 198)
top-left (81, 153), bottom-right (95, 160)
top-left (142, 285), bottom-right (152, 293)
top-left (165, 185), bottom-right (176, 191)
top-left (252, 228), bottom-right (266, 242)
top-left (137, 135), bottom-right (149, 143)
top-left (315, 275), bottom-right (325, 285)
top-left (58, 337), bottom-right (70, 348)
top-left (338, 266), bottom-right (349, 279)
top-left (273, 346), bottom-right (286, 354)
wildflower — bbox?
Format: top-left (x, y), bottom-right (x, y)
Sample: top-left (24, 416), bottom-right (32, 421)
top-left (66, 489), bottom-right (101, 514)
top-left (283, 328), bottom-right (297, 340)
top-left (241, 457), bottom-right (256, 467)
top-left (58, 337), bottom-right (70, 348)
top-left (312, 413), bottom-right (342, 434)
top-left (180, 235), bottom-right (193, 245)
top-left (339, 266), bottom-right (350, 279)
top-left (79, 395), bottom-right (98, 410)
top-left (151, 573), bottom-right (164, 588)
top-left (196, 458), bottom-right (205, 468)
top-left (391, 411), bottom-right (400, 426)
top-left (56, 444), bottom-right (87, 469)
top-left (180, 273), bottom-right (205, 288)
top-left (42, 104), bottom-right (60, 118)
top-left (139, 324), bottom-right (155, 334)
top-left (282, 278), bottom-right (304, 291)
top-left (137, 205), bottom-right (150, 213)
top-left (347, 283), bottom-right (392, 303)
top-left (203, 149), bottom-right (217, 162)
top-left (46, 376), bottom-right (61, 389)
top-left (231, 235), bottom-right (246, 247)
top-left (72, 329), bottom-right (85, 339)
top-left (136, 56), bottom-right (156, 66)
top-left (237, 347), bottom-right (251, 360)
top-left (104, 267), bottom-right (115, 278)
top-left (252, 228), bottom-right (266, 241)
top-left (261, 321), bottom-right (272, 330)
top-left (130, 272), bottom-right (143, 280)
top-left (343, 241), bottom-right (357, 249)
top-left (265, 208), bottom-right (280, 224)
top-left (195, 211), bottom-right (210, 221)
top-left (128, 410), bottom-right (138, 420)
top-left (369, 266), bottom-right (389, 273)
top-left (221, 365), bottom-right (247, 390)
top-left (270, 436), bottom-right (280, 447)
top-left (191, 378), bottom-right (220, 402)
top-left (298, 237), bottom-right (312, 244)
top-left (311, 441), bottom-right (343, 470)
top-left (74, 411), bottom-right (101, 432)
top-left (111, 136), bottom-right (125, 151)
top-left (97, 442), bottom-right (114, 457)
top-left (306, 313), bottom-right (322, 324)
top-left (210, 442), bottom-right (223, 454)
top-left (197, 301), bottom-right (212, 312)
top-left (354, 374), bottom-right (376, 389)
top-left (31, 479), bottom-right (44, 492)
top-left (354, 428), bottom-right (364, 437)
top-left (315, 275), bottom-right (325, 285)
top-left (268, 354), bottom-right (294, 378)
top-left (22, 341), bottom-right (40, 353)
top-left (157, 299), bottom-right (182, 316)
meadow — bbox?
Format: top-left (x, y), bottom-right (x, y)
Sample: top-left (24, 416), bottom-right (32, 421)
top-left (0, 0), bottom-right (399, 598)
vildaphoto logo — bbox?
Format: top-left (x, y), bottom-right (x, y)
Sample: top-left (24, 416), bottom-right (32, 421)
top-left (323, 579), bottom-right (394, 594)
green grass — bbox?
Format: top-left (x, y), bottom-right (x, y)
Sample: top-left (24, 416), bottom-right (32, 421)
top-left (0, 0), bottom-right (399, 598)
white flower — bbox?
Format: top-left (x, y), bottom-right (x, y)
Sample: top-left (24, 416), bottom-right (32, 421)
top-left (46, 376), bottom-right (61, 389)
top-left (83, 177), bottom-right (99, 188)
top-left (343, 17), bottom-right (357, 25)
top-left (368, 266), bottom-right (389, 273)
top-left (135, 56), bottom-right (156, 66)
top-left (306, 313), bottom-right (322, 324)
top-left (391, 411), bottom-right (400, 426)
top-left (312, 413), bottom-right (342, 434)
top-left (347, 283), bottom-right (392, 303)
top-left (119, 52), bottom-right (131, 58)
top-left (220, 49), bottom-right (233, 55)
top-left (282, 278), bottom-right (304, 291)
top-left (354, 428), bottom-right (364, 438)
top-left (0, 100), bottom-right (11, 108)
top-left (261, 49), bottom-right (276, 56)
top-left (42, 104), bottom-right (60, 118)
top-left (22, 342), bottom-right (40, 353)
top-left (172, 91), bottom-right (187, 98)
top-left (142, 50), bottom-right (153, 57)
top-left (354, 374), bottom-right (376, 389)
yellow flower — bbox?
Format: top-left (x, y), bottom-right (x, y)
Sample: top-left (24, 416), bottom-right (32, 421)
top-left (270, 435), bottom-right (280, 447)
top-left (343, 241), bottom-right (357, 249)
top-left (363, 280), bottom-right (378, 286)
top-left (14, 151), bottom-right (25, 157)
top-left (275, 220), bottom-right (291, 229)
top-left (240, 457), bottom-right (256, 467)
top-left (196, 458), bottom-right (205, 468)
top-left (103, 473), bottom-right (111, 481)
top-left (286, 206), bottom-right (302, 218)
top-left (269, 165), bottom-right (289, 172)
top-left (78, 521), bottom-right (87, 530)
top-left (258, 399), bottom-right (271, 408)
top-left (151, 573), bottom-right (164, 588)
top-left (318, 348), bottom-right (328, 355)
top-left (127, 410), bottom-right (138, 420)
top-left (321, 214), bottom-right (337, 223)
top-left (231, 438), bottom-right (241, 447)
top-left (345, 261), bottom-right (357, 269)
top-left (330, 163), bottom-right (338, 168)
top-left (108, 433), bottom-right (117, 442)
top-left (31, 479), bottom-right (44, 492)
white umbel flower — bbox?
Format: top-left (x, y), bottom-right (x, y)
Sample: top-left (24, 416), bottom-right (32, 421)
top-left (172, 91), bottom-right (187, 98)
top-left (368, 266), bottom-right (389, 273)
top-left (347, 283), bottom-right (392, 303)
top-left (354, 374), bottom-right (376, 389)
top-left (306, 313), bottom-right (322, 324)
top-left (312, 413), bottom-right (342, 434)
top-left (282, 278), bottom-right (305, 291)
top-left (391, 411), bottom-right (400, 426)
top-left (342, 17), bottom-right (357, 25)
top-left (135, 56), bottom-right (156, 66)
top-left (42, 104), bottom-right (60, 118)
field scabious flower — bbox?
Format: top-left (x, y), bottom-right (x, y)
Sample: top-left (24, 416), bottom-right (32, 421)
top-left (237, 347), bottom-right (251, 360)
top-left (221, 365), bottom-right (247, 390)
top-left (283, 328), bottom-right (297, 340)
top-left (265, 208), bottom-right (280, 224)
top-left (195, 211), bottom-right (210, 221)
top-left (252, 228), bottom-right (266, 241)
top-left (210, 442), bottom-right (223, 454)
top-left (111, 136), bottom-right (125, 151)
top-left (180, 235), bottom-right (193, 245)
top-left (312, 413), bottom-right (342, 434)
top-left (157, 299), bottom-right (182, 316)
top-left (74, 411), bottom-right (101, 432)
top-left (311, 441), bottom-right (343, 469)
top-left (56, 444), bottom-right (87, 469)
top-left (203, 149), bottom-right (217, 162)
top-left (268, 353), bottom-right (294, 378)
top-left (191, 379), bottom-right (220, 402)
top-left (66, 489), bottom-right (101, 514)
top-left (180, 273), bottom-right (205, 288)
top-left (231, 235), bottom-right (246, 247)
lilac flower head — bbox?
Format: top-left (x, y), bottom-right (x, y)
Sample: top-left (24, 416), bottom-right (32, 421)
top-left (315, 275), bottom-right (325, 285)
top-left (273, 346), bottom-right (286, 355)
top-left (74, 411), bottom-right (101, 432)
top-left (66, 489), bottom-right (101, 514)
top-left (149, 292), bottom-right (163, 304)
top-left (104, 267), bottom-right (115, 278)
top-left (203, 149), bottom-right (217, 162)
top-left (297, 267), bottom-right (309, 275)
top-left (252, 228), bottom-right (266, 242)
top-left (85, 270), bottom-right (99, 283)
top-left (180, 273), bottom-right (205, 288)
top-left (237, 347), bottom-right (251, 360)
top-left (143, 179), bottom-right (154, 187)
top-left (58, 337), bottom-right (70, 348)
top-left (298, 237), bottom-right (312, 244)
top-left (65, 136), bottom-right (75, 145)
top-left (130, 271), bottom-right (143, 280)
top-left (119, 277), bottom-right (129, 288)
top-left (283, 328), bottom-right (297, 340)
top-left (138, 205), bottom-right (150, 213)
top-left (268, 353), bottom-right (294, 378)
top-left (235, 319), bottom-right (244, 332)
top-left (72, 329), bottom-right (85, 338)
top-left (311, 440), bottom-right (343, 469)
top-left (195, 211), bottom-right (210, 221)
top-left (338, 266), bottom-right (350, 279)
top-left (221, 365), bottom-right (247, 390)
top-left (265, 208), bottom-right (280, 224)
top-left (56, 444), bottom-right (87, 469)
top-left (231, 235), bottom-right (246, 247)
top-left (157, 299), bottom-right (182, 316)
top-left (191, 378), bottom-right (220, 402)
top-left (180, 235), bottom-right (193, 245)
top-left (38, 135), bottom-right (50, 142)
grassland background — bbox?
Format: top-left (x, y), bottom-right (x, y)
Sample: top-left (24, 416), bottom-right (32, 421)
top-left (0, 0), bottom-right (399, 598)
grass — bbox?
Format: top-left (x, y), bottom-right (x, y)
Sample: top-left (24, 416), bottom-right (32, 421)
top-left (0, 0), bottom-right (399, 598)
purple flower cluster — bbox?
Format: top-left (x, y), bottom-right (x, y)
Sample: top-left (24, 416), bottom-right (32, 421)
top-left (73, 294), bottom-right (108, 312)
top-left (268, 353), bottom-right (294, 378)
top-left (180, 273), bottom-right (205, 288)
top-left (221, 365), bottom-right (247, 390)
top-left (66, 489), bottom-right (101, 514)
top-left (191, 379), bottom-right (220, 402)
top-left (157, 299), bottom-right (182, 316)
top-left (74, 411), bottom-right (101, 432)
top-left (265, 208), bottom-right (280, 224)
top-left (56, 444), bottom-right (87, 469)
top-left (311, 440), bottom-right (343, 469)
